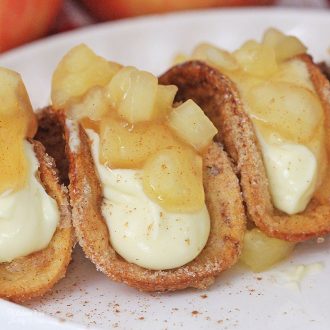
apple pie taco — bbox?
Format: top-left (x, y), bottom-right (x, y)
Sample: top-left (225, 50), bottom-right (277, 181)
top-left (0, 68), bottom-right (73, 302)
top-left (47, 44), bottom-right (246, 291)
top-left (160, 29), bottom-right (330, 242)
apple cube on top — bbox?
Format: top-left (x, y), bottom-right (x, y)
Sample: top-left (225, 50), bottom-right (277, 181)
top-left (106, 68), bottom-right (178, 122)
top-left (233, 40), bottom-right (278, 77)
top-left (154, 84), bottom-right (178, 119)
top-left (192, 43), bottom-right (239, 71)
top-left (262, 28), bottom-right (307, 63)
top-left (106, 66), bottom-right (158, 123)
top-left (168, 100), bottom-right (218, 152)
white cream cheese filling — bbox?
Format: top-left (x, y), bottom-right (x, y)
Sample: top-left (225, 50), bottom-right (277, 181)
top-left (257, 132), bottom-right (317, 215)
top-left (87, 129), bottom-right (210, 270)
top-left (0, 141), bottom-right (60, 263)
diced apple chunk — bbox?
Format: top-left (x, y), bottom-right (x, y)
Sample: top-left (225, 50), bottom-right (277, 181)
top-left (262, 28), bottom-right (307, 62)
top-left (240, 228), bottom-right (295, 272)
top-left (68, 86), bottom-right (110, 120)
top-left (234, 40), bottom-right (277, 77)
top-left (104, 66), bottom-right (135, 108)
top-left (168, 99), bottom-right (217, 151)
top-left (275, 36), bottom-right (307, 62)
top-left (247, 81), bottom-right (323, 144)
top-left (262, 28), bottom-right (285, 48)
top-left (153, 85), bottom-right (177, 119)
top-left (99, 116), bottom-right (180, 168)
top-left (192, 43), bottom-right (239, 71)
top-left (106, 66), bottom-right (158, 123)
top-left (51, 44), bottom-right (121, 109)
top-left (142, 146), bottom-right (204, 212)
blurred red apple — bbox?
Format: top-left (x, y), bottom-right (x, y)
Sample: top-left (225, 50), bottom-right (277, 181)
top-left (82, 0), bottom-right (275, 21)
top-left (0, 0), bottom-right (63, 52)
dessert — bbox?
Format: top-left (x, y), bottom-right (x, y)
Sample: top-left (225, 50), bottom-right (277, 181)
top-left (160, 28), bottom-right (330, 242)
top-left (50, 44), bottom-right (246, 291)
top-left (0, 68), bottom-right (73, 302)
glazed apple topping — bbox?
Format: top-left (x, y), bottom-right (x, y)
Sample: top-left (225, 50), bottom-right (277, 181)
top-left (51, 45), bottom-right (218, 212)
top-left (0, 67), bottom-right (37, 194)
top-left (188, 28), bottom-right (323, 156)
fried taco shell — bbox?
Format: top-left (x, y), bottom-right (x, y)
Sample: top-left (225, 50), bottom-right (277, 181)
top-left (52, 103), bottom-right (246, 291)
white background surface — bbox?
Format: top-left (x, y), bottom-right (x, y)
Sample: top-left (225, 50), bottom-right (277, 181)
top-left (0, 8), bottom-right (330, 330)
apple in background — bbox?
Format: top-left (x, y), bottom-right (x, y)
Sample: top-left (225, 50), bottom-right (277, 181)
top-left (0, 0), bottom-right (63, 52)
top-left (81, 0), bottom-right (275, 20)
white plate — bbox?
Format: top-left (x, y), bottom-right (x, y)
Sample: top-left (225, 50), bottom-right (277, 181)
top-left (1, 7), bottom-right (330, 330)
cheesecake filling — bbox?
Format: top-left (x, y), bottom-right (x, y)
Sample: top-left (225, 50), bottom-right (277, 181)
top-left (87, 129), bottom-right (210, 270)
top-left (256, 131), bottom-right (317, 215)
top-left (0, 142), bottom-right (60, 263)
